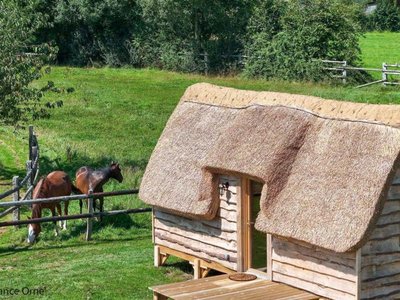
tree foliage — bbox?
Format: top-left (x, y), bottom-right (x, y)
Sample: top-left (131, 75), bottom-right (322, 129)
top-left (244, 0), bottom-right (362, 81)
top-left (0, 0), bottom-right (58, 127)
top-left (11, 0), bottom-right (365, 81)
top-left (34, 0), bottom-right (253, 72)
top-left (364, 0), bottom-right (400, 31)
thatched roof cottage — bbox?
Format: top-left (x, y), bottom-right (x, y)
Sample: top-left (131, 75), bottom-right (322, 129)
top-left (140, 83), bottom-right (400, 300)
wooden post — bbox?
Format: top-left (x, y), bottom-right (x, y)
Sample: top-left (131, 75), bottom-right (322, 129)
top-left (86, 190), bottom-right (93, 241)
top-left (236, 178), bottom-right (244, 272)
top-left (204, 53), bottom-right (209, 76)
top-left (382, 62), bottom-right (388, 85)
top-left (266, 234), bottom-right (273, 280)
top-left (355, 249), bottom-right (362, 300)
top-left (154, 245), bottom-right (161, 267)
top-left (193, 258), bottom-right (201, 279)
top-left (12, 176), bottom-right (20, 228)
top-left (342, 61), bottom-right (347, 84)
top-left (31, 146), bottom-right (38, 183)
top-left (152, 209), bottom-right (155, 244)
top-left (28, 125), bottom-right (34, 161)
top-left (153, 292), bottom-right (167, 300)
top-left (26, 160), bottom-right (33, 201)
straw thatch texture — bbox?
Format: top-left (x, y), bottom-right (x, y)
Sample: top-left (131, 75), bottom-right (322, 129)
top-left (182, 83), bottom-right (400, 128)
top-left (140, 84), bottom-right (400, 252)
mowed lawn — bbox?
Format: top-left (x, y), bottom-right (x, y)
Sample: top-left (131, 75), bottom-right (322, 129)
top-left (1, 41), bottom-right (400, 299)
top-left (360, 31), bottom-right (400, 68)
top-left (359, 31), bottom-right (400, 80)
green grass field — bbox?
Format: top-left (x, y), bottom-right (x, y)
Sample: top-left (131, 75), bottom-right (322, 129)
top-left (359, 32), bottom-right (400, 80)
top-left (360, 32), bottom-right (400, 68)
top-left (1, 32), bottom-right (400, 299)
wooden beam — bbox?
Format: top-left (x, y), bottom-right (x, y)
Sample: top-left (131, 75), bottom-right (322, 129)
top-left (266, 234), bottom-right (273, 280)
top-left (161, 253), bottom-right (169, 265)
top-left (154, 245), bottom-right (161, 267)
top-left (355, 248), bottom-right (361, 300)
top-left (153, 292), bottom-right (168, 300)
top-left (201, 267), bottom-right (211, 278)
top-left (193, 259), bottom-right (201, 279)
top-left (238, 177), bottom-right (251, 272)
top-left (0, 208), bottom-right (151, 227)
top-left (0, 189), bottom-right (140, 208)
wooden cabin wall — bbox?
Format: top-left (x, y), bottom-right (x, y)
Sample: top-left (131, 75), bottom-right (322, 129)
top-left (153, 175), bottom-right (239, 270)
top-left (271, 237), bottom-right (358, 300)
top-left (360, 170), bottom-right (400, 300)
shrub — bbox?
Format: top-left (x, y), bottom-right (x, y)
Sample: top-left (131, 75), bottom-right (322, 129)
top-left (244, 0), bottom-right (362, 81)
top-left (366, 0), bottom-right (400, 31)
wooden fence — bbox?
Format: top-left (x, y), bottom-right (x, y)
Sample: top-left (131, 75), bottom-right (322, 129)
top-left (0, 188), bottom-right (150, 241)
top-left (0, 126), bottom-right (40, 223)
top-left (196, 54), bottom-right (400, 88)
top-left (0, 127), bottom-right (151, 241)
top-left (322, 60), bottom-right (400, 88)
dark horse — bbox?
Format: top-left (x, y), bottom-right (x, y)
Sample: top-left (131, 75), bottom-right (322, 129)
top-left (27, 171), bottom-right (80, 244)
top-left (76, 162), bottom-right (123, 220)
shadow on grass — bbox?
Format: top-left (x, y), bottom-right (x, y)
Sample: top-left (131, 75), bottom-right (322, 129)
top-left (37, 210), bottom-right (147, 241)
top-left (0, 165), bottom-right (26, 183)
top-left (165, 261), bottom-right (193, 274)
top-left (0, 233), bottom-right (151, 257)
top-left (164, 261), bottom-right (224, 277)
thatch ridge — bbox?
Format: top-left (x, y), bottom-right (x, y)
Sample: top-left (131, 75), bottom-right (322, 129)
top-left (182, 83), bottom-right (400, 128)
top-left (140, 83), bottom-right (400, 252)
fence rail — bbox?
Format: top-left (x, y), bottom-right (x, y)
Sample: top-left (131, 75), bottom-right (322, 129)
top-left (322, 60), bottom-right (400, 88)
top-left (0, 189), bottom-right (140, 208)
top-left (0, 207), bottom-right (151, 228)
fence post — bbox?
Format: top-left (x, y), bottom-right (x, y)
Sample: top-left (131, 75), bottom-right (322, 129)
top-left (382, 62), bottom-right (388, 86)
top-left (86, 190), bottom-right (94, 241)
top-left (204, 53), bottom-right (209, 76)
top-left (28, 125), bottom-right (34, 161)
top-left (12, 176), bottom-right (20, 228)
top-left (26, 160), bottom-right (33, 201)
top-left (342, 61), bottom-right (347, 84)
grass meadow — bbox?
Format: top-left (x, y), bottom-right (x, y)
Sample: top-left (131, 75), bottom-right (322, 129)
top-left (0, 32), bottom-right (400, 299)
top-left (359, 32), bottom-right (400, 80)
top-left (360, 32), bottom-right (400, 68)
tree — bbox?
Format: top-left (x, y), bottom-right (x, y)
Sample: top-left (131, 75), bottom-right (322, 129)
top-left (138, 0), bottom-right (252, 72)
top-left (244, 0), bottom-right (362, 81)
top-left (368, 0), bottom-right (400, 31)
top-left (33, 0), bottom-right (145, 66)
top-left (0, 0), bottom-right (58, 127)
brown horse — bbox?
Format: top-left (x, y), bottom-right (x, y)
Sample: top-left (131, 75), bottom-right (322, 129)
top-left (75, 162), bottom-right (123, 221)
top-left (27, 171), bottom-right (80, 244)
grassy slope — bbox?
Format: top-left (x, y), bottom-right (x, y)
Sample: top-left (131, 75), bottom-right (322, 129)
top-left (0, 129), bottom-right (27, 198)
top-left (1, 33), bottom-right (400, 299)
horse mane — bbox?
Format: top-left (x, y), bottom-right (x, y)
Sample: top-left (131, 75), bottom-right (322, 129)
top-left (31, 202), bottom-right (42, 219)
top-left (32, 176), bottom-right (47, 199)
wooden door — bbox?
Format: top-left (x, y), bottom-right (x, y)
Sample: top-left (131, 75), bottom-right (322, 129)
top-left (238, 178), bottom-right (266, 272)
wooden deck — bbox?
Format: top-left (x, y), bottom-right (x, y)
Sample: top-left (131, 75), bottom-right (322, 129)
top-left (150, 274), bottom-right (321, 300)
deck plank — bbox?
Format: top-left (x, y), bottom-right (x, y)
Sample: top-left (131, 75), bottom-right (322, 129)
top-left (150, 274), bottom-right (319, 300)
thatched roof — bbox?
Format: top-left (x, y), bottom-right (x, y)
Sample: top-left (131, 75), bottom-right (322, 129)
top-left (140, 83), bottom-right (400, 253)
